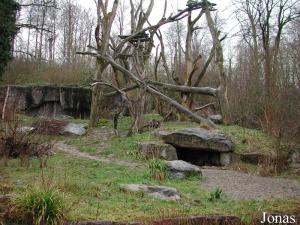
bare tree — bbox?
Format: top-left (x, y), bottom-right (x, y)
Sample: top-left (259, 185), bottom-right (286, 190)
top-left (89, 0), bottom-right (119, 127)
top-left (235, 0), bottom-right (300, 130)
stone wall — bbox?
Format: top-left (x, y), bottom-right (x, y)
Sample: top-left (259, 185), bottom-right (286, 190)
top-left (0, 85), bottom-right (91, 118)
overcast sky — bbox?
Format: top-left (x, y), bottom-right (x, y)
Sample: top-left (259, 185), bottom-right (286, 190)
top-left (77, 0), bottom-right (240, 59)
top-left (77, 0), bottom-right (238, 34)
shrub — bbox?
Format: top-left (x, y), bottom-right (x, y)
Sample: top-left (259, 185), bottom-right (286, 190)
top-left (208, 188), bottom-right (223, 201)
top-left (148, 159), bottom-right (168, 181)
top-left (0, 109), bottom-right (52, 166)
top-left (32, 118), bottom-right (68, 135)
top-left (257, 153), bottom-right (289, 176)
top-left (13, 187), bottom-right (66, 225)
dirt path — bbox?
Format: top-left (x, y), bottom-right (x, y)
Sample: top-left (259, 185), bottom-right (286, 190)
top-left (53, 141), bottom-right (142, 169)
top-left (201, 168), bottom-right (300, 200)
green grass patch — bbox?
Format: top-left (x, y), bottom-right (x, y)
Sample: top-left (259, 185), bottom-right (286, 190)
top-left (1, 154), bottom-right (299, 223)
top-left (1, 114), bottom-right (299, 224)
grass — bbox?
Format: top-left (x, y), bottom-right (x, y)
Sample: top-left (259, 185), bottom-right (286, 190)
top-left (1, 114), bottom-right (299, 224)
top-left (13, 187), bottom-right (66, 225)
top-left (1, 154), bottom-right (299, 223)
top-left (218, 125), bottom-right (278, 155)
top-left (148, 159), bottom-right (168, 181)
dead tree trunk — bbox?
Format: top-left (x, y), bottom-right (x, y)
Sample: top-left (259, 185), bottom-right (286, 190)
top-left (205, 9), bottom-right (231, 124)
top-left (89, 0), bottom-right (119, 127)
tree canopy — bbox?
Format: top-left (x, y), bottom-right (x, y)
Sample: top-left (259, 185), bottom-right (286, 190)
top-left (0, 0), bottom-right (19, 78)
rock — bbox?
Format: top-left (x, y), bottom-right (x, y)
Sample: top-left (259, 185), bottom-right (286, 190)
top-left (17, 126), bottom-right (35, 133)
top-left (239, 152), bottom-right (268, 165)
top-left (290, 150), bottom-right (300, 174)
top-left (159, 128), bottom-right (234, 166)
top-left (65, 216), bottom-right (243, 225)
top-left (219, 153), bottom-right (232, 166)
top-left (290, 163), bottom-right (300, 172)
top-left (122, 184), bottom-right (180, 201)
top-left (165, 160), bottom-right (202, 179)
top-left (208, 114), bottom-right (223, 124)
top-left (62, 123), bottom-right (87, 136)
top-left (162, 128), bottom-right (234, 153)
top-left (290, 150), bottom-right (300, 163)
top-left (137, 141), bottom-right (178, 160)
top-left (152, 130), bottom-right (170, 139)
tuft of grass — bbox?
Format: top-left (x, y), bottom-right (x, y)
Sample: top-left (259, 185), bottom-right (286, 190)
top-left (148, 159), bottom-right (168, 181)
top-left (13, 187), bottom-right (67, 225)
top-left (208, 188), bottom-right (224, 201)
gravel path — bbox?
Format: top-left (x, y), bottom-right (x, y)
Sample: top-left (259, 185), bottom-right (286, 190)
top-left (201, 168), bottom-right (300, 200)
top-left (53, 141), bottom-right (142, 169)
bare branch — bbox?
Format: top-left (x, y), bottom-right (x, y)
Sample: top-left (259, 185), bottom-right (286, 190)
top-left (93, 53), bottom-right (216, 126)
top-left (16, 24), bottom-right (52, 32)
top-left (147, 80), bottom-right (217, 96)
top-left (193, 102), bottom-right (216, 112)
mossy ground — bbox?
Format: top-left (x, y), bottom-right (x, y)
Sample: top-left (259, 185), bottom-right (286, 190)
top-left (0, 114), bottom-right (299, 224)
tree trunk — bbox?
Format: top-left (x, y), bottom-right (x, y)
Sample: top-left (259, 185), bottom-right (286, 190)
top-left (205, 10), bottom-right (231, 124)
top-left (89, 84), bottom-right (104, 127)
top-left (89, 58), bottom-right (105, 127)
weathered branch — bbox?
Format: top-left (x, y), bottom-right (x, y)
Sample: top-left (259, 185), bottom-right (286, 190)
top-left (76, 50), bottom-right (218, 98)
top-left (148, 81), bottom-right (217, 96)
top-left (16, 24), bottom-right (52, 32)
top-left (114, 3), bottom-right (198, 54)
top-left (2, 86), bottom-right (10, 120)
top-left (94, 54), bottom-right (216, 127)
top-left (13, 50), bottom-right (35, 58)
top-left (104, 84), bottom-right (140, 97)
top-left (19, 3), bottom-right (59, 9)
top-left (193, 102), bottom-right (216, 112)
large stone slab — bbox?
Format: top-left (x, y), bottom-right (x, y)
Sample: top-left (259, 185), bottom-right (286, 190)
top-left (122, 184), bottom-right (180, 201)
top-left (137, 141), bottom-right (178, 160)
top-left (65, 216), bottom-right (244, 225)
top-left (162, 128), bottom-right (234, 153)
top-left (65, 216), bottom-right (243, 225)
top-left (62, 123), bottom-right (87, 136)
top-left (165, 160), bottom-right (202, 179)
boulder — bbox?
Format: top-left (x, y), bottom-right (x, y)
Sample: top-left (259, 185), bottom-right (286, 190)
top-left (17, 126), bottom-right (35, 133)
top-left (122, 184), bottom-right (180, 201)
top-left (162, 128), bottom-right (234, 153)
top-left (290, 150), bottom-right (300, 163)
top-left (65, 216), bottom-right (243, 225)
top-left (62, 123), bottom-right (87, 136)
top-left (152, 130), bottom-right (170, 139)
top-left (290, 150), bottom-right (300, 174)
top-left (165, 160), bottom-right (202, 179)
top-left (137, 141), bottom-right (178, 160)
top-left (219, 153), bottom-right (232, 166)
top-left (208, 114), bottom-right (223, 124)
top-left (240, 152), bottom-right (268, 165)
